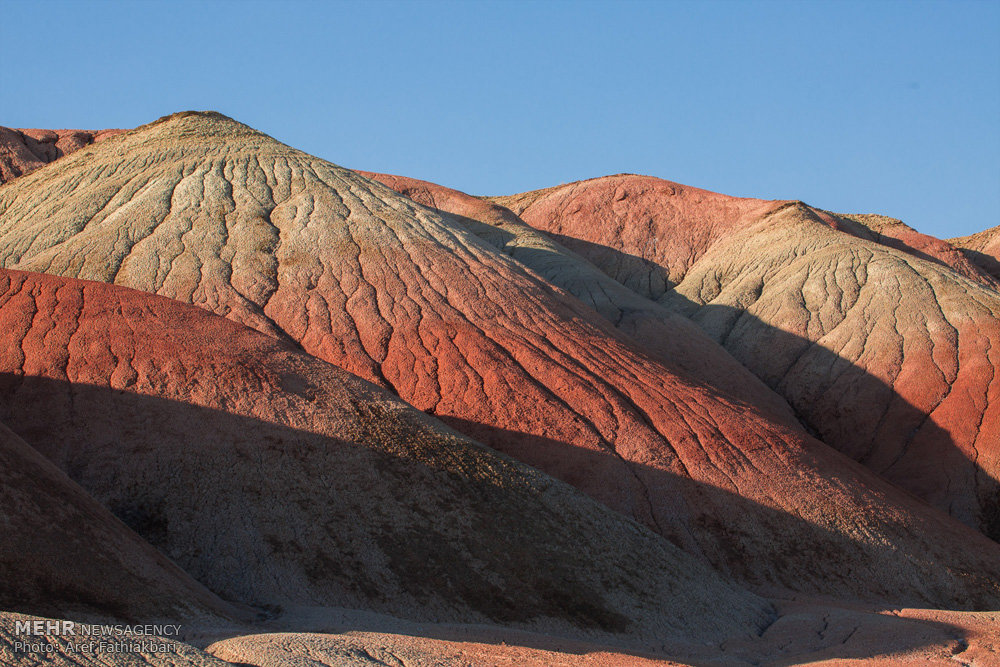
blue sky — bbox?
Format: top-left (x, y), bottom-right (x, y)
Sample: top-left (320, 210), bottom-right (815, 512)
top-left (3, 0), bottom-right (998, 238)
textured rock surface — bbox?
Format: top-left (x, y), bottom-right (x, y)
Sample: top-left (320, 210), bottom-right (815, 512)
top-left (208, 632), bottom-right (683, 666)
top-left (0, 127), bottom-right (123, 184)
top-left (816, 211), bottom-right (999, 289)
top-left (2, 113), bottom-right (1000, 609)
top-left (499, 175), bottom-right (1000, 539)
top-left (0, 423), bottom-right (232, 623)
top-left (0, 268), bottom-right (772, 643)
top-left (5, 603), bottom-right (997, 667)
top-left (951, 225), bottom-right (1000, 282)
top-left (362, 171), bottom-right (796, 424)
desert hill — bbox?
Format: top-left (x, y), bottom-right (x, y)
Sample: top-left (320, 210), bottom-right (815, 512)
top-left (0, 127), bottom-right (123, 184)
top-left (362, 170), bottom-right (797, 424)
top-left (1, 112), bottom-right (999, 664)
top-left (494, 174), bottom-right (1000, 540)
top-left (0, 267), bottom-right (774, 642)
top-left (820, 211), bottom-right (999, 289)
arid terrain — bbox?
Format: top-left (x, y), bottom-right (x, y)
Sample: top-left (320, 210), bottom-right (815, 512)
top-left (0, 112), bottom-right (998, 666)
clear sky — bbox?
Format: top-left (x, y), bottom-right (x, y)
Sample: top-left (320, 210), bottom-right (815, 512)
top-left (3, 0), bottom-right (998, 238)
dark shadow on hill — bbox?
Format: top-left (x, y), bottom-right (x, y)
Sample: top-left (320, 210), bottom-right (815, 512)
top-left (0, 375), bottom-right (982, 664)
top-left (958, 246), bottom-right (1000, 282)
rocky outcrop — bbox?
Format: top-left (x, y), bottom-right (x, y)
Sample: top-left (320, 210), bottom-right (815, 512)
top-left (499, 176), bottom-right (1000, 539)
top-left (2, 113), bottom-right (1000, 609)
top-left (0, 127), bottom-right (123, 184)
top-left (0, 267), bottom-right (772, 643)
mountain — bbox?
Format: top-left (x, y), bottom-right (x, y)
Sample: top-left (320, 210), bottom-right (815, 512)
top-left (494, 174), bottom-right (1000, 540)
top-left (1, 112), bottom-right (1000, 611)
top-left (361, 170), bottom-right (796, 424)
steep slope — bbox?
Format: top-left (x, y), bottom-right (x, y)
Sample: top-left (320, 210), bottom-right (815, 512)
top-left (0, 421), bottom-right (232, 623)
top-left (0, 127), bottom-right (123, 184)
top-left (2, 113), bottom-right (1000, 609)
top-left (951, 225), bottom-right (1000, 282)
top-left (498, 175), bottom-right (1000, 539)
top-left (362, 171), bottom-right (795, 423)
top-left (0, 267), bottom-right (772, 643)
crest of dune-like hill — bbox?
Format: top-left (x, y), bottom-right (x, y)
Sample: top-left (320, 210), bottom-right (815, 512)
top-left (494, 175), bottom-right (1000, 540)
top-left (2, 112), bottom-right (1000, 610)
top-left (0, 267), bottom-right (774, 643)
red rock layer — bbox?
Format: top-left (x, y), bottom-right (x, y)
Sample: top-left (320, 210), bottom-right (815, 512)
top-left (1, 113), bottom-right (999, 608)
top-left (0, 127), bottom-right (123, 184)
top-left (951, 225), bottom-right (1000, 282)
top-left (361, 170), bottom-right (796, 424)
top-left (494, 174), bottom-right (784, 299)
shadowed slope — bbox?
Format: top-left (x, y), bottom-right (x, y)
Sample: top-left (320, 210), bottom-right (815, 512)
top-left (673, 204), bottom-right (1000, 539)
top-left (0, 422), bottom-right (233, 623)
top-left (0, 267), bottom-right (773, 643)
top-left (498, 175), bottom-right (1000, 538)
top-left (2, 113), bottom-right (1000, 608)
top-left (951, 225), bottom-right (1000, 282)
top-left (0, 127), bottom-right (124, 184)
top-left (362, 170), bottom-right (796, 424)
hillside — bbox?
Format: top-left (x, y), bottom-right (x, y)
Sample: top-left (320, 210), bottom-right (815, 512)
top-left (0, 267), bottom-right (770, 643)
top-left (495, 174), bottom-right (1000, 539)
